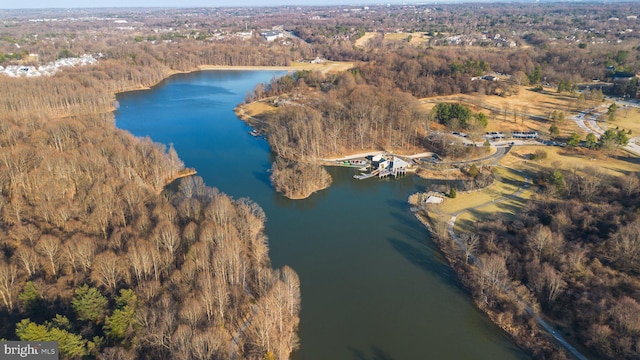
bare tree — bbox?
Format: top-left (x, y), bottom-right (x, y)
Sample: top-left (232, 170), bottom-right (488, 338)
top-left (153, 220), bottom-right (181, 257)
top-left (536, 263), bottom-right (566, 304)
top-left (527, 224), bottom-right (553, 260)
top-left (609, 220), bottom-right (640, 270)
top-left (92, 251), bottom-right (124, 291)
top-left (14, 247), bottom-right (40, 278)
top-left (0, 259), bottom-right (18, 310)
top-left (609, 296), bottom-right (640, 336)
top-left (477, 253), bottom-right (509, 295)
top-left (75, 236), bottom-right (97, 273)
top-left (461, 233), bottom-right (479, 264)
top-left (37, 234), bottom-right (62, 277)
top-left (179, 296), bottom-right (205, 329)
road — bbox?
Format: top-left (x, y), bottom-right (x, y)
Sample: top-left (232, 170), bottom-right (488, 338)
top-left (439, 146), bottom-right (509, 166)
top-left (571, 106), bottom-right (640, 156)
top-left (445, 172), bottom-right (589, 360)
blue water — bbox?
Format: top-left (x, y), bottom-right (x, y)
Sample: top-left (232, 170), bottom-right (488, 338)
top-left (115, 70), bottom-right (527, 360)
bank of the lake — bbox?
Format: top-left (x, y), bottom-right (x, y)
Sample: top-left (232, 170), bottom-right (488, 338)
top-left (114, 70), bottom-right (528, 360)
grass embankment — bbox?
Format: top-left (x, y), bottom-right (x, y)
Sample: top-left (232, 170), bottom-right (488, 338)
top-left (441, 165), bottom-right (534, 233)
top-left (242, 101), bottom-right (278, 118)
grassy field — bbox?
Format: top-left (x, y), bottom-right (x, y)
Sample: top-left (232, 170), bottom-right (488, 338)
top-left (357, 31), bottom-right (433, 48)
top-left (354, 32), bottom-right (377, 48)
top-left (439, 166), bottom-right (531, 213)
top-left (200, 61), bottom-right (355, 74)
top-left (508, 145), bottom-right (640, 176)
top-left (420, 88), bottom-right (595, 137)
top-left (606, 105), bottom-right (640, 136)
top-left (243, 101), bottom-right (278, 117)
top-left (437, 143), bottom-right (639, 229)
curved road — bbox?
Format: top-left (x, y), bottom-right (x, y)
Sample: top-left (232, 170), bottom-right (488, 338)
top-left (572, 106), bottom-right (640, 156)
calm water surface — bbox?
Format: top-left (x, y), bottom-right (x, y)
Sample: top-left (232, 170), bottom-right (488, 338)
top-left (115, 70), bottom-right (528, 360)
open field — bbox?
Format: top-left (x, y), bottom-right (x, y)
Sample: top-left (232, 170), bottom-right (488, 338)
top-left (354, 32), bottom-right (377, 48)
top-left (607, 105), bottom-right (640, 136)
top-left (383, 31), bottom-right (431, 45)
top-left (436, 144), bottom-right (639, 228)
top-left (509, 145), bottom-right (640, 176)
top-left (243, 101), bottom-right (278, 117)
top-left (199, 60), bottom-right (355, 74)
top-left (421, 87), bottom-right (593, 137)
top-left (438, 166), bottom-right (530, 214)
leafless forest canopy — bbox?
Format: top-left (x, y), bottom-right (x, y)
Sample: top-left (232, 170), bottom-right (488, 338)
top-left (0, 2), bottom-right (639, 359)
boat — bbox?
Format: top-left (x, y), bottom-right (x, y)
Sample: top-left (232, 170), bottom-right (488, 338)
top-left (347, 159), bottom-right (368, 166)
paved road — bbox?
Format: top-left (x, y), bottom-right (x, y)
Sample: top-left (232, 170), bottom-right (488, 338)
top-left (430, 146), bottom-right (510, 168)
top-left (571, 106), bottom-right (640, 156)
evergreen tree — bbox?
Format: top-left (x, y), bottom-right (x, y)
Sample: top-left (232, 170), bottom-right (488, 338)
top-left (585, 133), bottom-right (598, 149)
top-left (71, 285), bottom-right (108, 325)
top-left (104, 289), bottom-right (138, 342)
top-left (567, 133), bottom-right (581, 147)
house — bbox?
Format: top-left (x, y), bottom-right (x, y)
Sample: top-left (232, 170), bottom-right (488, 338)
top-left (391, 156), bottom-right (410, 173)
top-left (482, 75), bottom-right (499, 81)
top-left (425, 196), bottom-right (444, 204)
top-left (261, 31), bottom-right (284, 42)
top-left (611, 71), bottom-right (638, 83)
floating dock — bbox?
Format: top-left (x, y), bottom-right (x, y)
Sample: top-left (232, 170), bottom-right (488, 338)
top-left (353, 173), bottom-right (376, 180)
top-left (353, 167), bottom-right (408, 180)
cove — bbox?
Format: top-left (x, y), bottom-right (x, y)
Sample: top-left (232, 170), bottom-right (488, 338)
top-left (115, 70), bottom-right (528, 360)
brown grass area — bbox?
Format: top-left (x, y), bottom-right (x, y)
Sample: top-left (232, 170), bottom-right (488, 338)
top-left (355, 32), bottom-right (377, 48)
top-left (508, 145), bottom-right (640, 177)
top-left (420, 88), bottom-right (583, 135)
top-left (199, 61), bottom-right (354, 74)
top-left (416, 167), bottom-right (468, 180)
top-left (383, 32), bottom-right (430, 46)
top-left (438, 142), bottom-right (640, 228)
top-left (243, 101), bottom-right (278, 117)
top-left (609, 106), bottom-right (640, 136)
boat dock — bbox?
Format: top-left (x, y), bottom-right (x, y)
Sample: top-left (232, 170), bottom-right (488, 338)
top-left (354, 167), bottom-right (408, 180)
top-left (353, 168), bottom-right (380, 179)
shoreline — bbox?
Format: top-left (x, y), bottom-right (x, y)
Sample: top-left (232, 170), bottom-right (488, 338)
top-left (199, 65), bottom-right (297, 71)
top-left (112, 66), bottom-right (540, 357)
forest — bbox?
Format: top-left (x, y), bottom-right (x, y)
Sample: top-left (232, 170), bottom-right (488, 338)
top-left (0, 7), bottom-right (306, 360)
top-left (249, 70), bottom-right (426, 160)
top-left (421, 165), bottom-right (640, 359)
top-left (0, 2), bottom-right (640, 359)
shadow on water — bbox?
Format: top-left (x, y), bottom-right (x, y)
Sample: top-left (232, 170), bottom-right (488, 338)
top-left (253, 169), bottom-right (272, 188)
top-left (388, 238), bottom-right (455, 284)
top-left (385, 198), bottom-right (409, 211)
top-left (349, 346), bottom-right (395, 360)
top-left (271, 184), bottom-right (330, 211)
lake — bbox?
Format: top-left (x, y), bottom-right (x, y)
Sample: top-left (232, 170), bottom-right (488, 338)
top-left (115, 70), bottom-right (527, 360)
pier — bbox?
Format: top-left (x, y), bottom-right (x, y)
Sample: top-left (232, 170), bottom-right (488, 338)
top-left (354, 166), bottom-right (408, 180)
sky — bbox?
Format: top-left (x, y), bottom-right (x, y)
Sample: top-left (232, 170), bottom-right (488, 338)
top-left (1, 0), bottom-right (466, 9)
